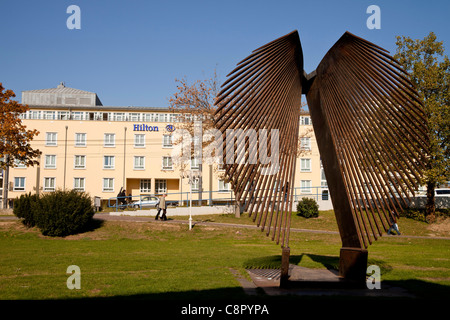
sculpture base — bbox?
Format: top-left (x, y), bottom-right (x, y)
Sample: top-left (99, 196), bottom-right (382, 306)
top-left (339, 247), bottom-right (368, 285)
top-left (280, 246), bottom-right (290, 288)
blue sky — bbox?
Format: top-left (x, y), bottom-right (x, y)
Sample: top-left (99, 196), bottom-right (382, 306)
top-left (1, 0), bottom-right (449, 107)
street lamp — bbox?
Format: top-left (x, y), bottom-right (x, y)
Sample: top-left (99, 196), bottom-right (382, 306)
top-left (181, 169), bottom-right (201, 230)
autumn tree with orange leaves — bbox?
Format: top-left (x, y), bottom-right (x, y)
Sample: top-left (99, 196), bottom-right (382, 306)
top-left (1, 83), bottom-right (41, 208)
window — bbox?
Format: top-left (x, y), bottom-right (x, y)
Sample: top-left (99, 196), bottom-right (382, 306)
top-left (14, 177), bottom-right (25, 191)
top-left (104, 134), bottom-right (115, 147)
top-left (103, 156), bottom-right (115, 169)
top-left (300, 158), bottom-right (311, 172)
top-left (191, 157), bottom-right (200, 169)
top-left (191, 179), bottom-right (199, 192)
top-left (321, 168), bottom-right (328, 187)
top-left (162, 156), bottom-right (173, 170)
top-left (134, 156), bottom-right (145, 170)
top-left (74, 178), bottom-right (85, 191)
top-left (134, 134), bottom-right (145, 147)
top-left (44, 177), bottom-right (55, 192)
top-left (44, 155), bottom-right (56, 169)
top-left (218, 179), bottom-right (230, 192)
top-left (103, 178), bottom-right (114, 192)
top-left (74, 155), bottom-right (86, 169)
top-left (300, 137), bottom-right (311, 150)
top-left (45, 132), bottom-right (57, 146)
top-left (43, 111), bottom-right (56, 120)
top-left (72, 111), bottom-right (84, 120)
top-left (14, 159), bottom-right (26, 168)
top-left (129, 113), bottom-right (140, 121)
top-left (160, 113), bottom-right (168, 123)
top-left (162, 134), bottom-right (172, 148)
top-left (151, 113), bottom-right (159, 122)
top-left (57, 111), bottom-right (69, 120)
top-left (75, 133), bottom-right (86, 147)
top-left (300, 116), bottom-right (311, 125)
top-left (142, 113), bottom-right (151, 122)
top-left (113, 113), bottom-right (125, 121)
top-left (155, 179), bottom-right (167, 193)
top-left (30, 110), bottom-right (41, 119)
top-left (301, 180), bottom-right (312, 193)
top-left (140, 179), bottom-right (151, 192)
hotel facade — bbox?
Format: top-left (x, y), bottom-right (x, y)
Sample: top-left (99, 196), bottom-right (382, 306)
top-left (1, 83), bottom-right (330, 209)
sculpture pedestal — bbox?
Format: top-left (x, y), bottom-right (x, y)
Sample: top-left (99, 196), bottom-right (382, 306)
top-left (339, 247), bottom-right (368, 285)
top-left (280, 246), bottom-right (290, 288)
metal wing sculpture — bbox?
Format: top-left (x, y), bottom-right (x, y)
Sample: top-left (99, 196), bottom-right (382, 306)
top-left (214, 30), bottom-right (428, 281)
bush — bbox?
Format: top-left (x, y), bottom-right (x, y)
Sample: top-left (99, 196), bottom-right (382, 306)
top-left (296, 197), bottom-right (319, 218)
top-left (34, 190), bottom-right (95, 237)
top-left (13, 193), bottom-right (39, 227)
top-left (14, 190), bottom-right (95, 237)
top-left (400, 208), bottom-right (427, 222)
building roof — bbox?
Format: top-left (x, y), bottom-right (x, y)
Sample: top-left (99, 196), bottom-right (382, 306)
top-left (27, 104), bottom-right (170, 112)
top-left (22, 82), bottom-right (103, 106)
top-left (22, 82), bottom-right (95, 95)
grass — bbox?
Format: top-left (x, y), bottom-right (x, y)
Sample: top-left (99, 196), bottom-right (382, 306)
top-left (0, 210), bottom-right (449, 301)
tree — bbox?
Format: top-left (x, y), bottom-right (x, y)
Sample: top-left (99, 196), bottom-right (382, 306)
top-left (0, 83), bottom-right (41, 208)
top-left (394, 32), bottom-right (450, 220)
top-left (168, 70), bottom-right (221, 205)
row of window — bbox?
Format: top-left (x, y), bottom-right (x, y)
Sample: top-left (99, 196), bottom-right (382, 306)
top-left (21, 111), bottom-right (181, 122)
top-left (45, 132), bottom-right (312, 150)
top-left (44, 132), bottom-right (173, 148)
top-left (13, 177), bottom-right (167, 193)
top-left (23, 154), bottom-right (176, 171)
top-left (33, 155), bottom-right (316, 172)
top-left (13, 176), bottom-right (318, 194)
top-left (12, 177), bottom-right (232, 193)
top-left (22, 111), bottom-right (313, 126)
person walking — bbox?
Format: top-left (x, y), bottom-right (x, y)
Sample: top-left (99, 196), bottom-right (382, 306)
top-left (387, 215), bottom-right (401, 235)
top-left (160, 194), bottom-right (168, 221)
top-left (155, 194), bottom-right (167, 221)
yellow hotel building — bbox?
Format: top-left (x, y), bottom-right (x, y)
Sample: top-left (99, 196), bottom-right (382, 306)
top-left (1, 83), bottom-right (330, 210)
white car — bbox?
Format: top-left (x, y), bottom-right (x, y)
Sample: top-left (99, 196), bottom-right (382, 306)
top-left (131, 196), bottom-right (159, 208)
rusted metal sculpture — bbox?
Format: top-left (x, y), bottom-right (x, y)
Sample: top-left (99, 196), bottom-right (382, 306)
top-left (214, 30), bottom-right (428, 284)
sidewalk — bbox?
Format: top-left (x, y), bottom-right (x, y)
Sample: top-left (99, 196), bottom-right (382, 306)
top-left (109, 205), bottom-right (236, 216)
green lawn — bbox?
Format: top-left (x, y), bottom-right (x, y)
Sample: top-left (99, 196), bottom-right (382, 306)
top-left (0, 211), bottom-right (449, 300)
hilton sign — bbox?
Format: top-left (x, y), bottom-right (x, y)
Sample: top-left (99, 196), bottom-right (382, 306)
top-left (133, 124), bottom-right (176, 132)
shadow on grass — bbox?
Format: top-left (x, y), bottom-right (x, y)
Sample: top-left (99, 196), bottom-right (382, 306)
top-left (74, 218), bottom-right (104, 235)
top-left (243, 254), bottom-right (340, 270)
top-left (243, 253), bottom-right (395, 275)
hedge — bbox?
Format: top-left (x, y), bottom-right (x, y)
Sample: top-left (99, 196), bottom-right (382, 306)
top-left (14, 189), bottom-right (95, 237)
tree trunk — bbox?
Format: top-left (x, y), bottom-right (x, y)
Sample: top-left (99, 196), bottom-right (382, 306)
top-left (2, 165), bottom-right (9, 209)
top-left (426, 180), bottom-right (436, 222)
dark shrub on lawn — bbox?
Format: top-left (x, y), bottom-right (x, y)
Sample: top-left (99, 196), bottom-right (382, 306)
top-left (33, 190), bottom-right (95, 237)
top-left (13, 193), bottom-right (39, 227)
top-left (296, 197), bottom-right (319, 218)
